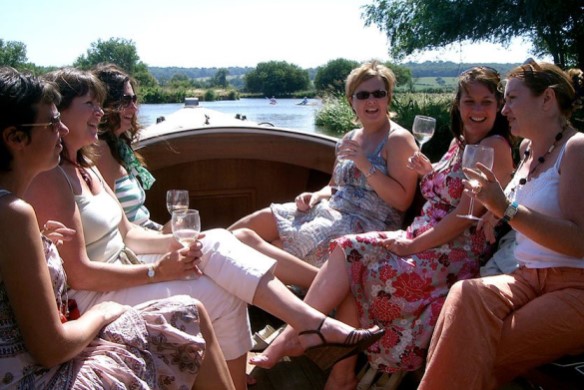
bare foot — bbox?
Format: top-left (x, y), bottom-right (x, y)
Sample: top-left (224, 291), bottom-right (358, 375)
top-left (249, 326), bottom-right (303, 368)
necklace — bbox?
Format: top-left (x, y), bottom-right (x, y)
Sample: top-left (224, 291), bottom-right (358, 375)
top-left (515, 127), bottom-right (566, 186)
top-left (62, 157), bottom-right (92, 189)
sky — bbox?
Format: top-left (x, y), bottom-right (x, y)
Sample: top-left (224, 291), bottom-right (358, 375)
top-left (3, 0), bottom-right (549, 69)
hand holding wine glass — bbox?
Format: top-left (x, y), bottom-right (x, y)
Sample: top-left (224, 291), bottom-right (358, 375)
top-left (166, 190), bottom-right (189, 215)
top-left (457, 145), bottom-right (495, 221)
top-left (412, 115), bottom-right (436, 150)
top-left (171, 209), bottom-right (201, 248)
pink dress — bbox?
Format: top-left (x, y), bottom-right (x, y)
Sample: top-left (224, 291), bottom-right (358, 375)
top-left (0, 198), bottom-right (205, 389)
top-left (332, 143), bottom-right (488, 373)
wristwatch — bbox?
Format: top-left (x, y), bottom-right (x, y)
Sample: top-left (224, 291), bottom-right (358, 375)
top-left (502, 201), bottom-right (519, 223)
top-left (147, 265), bottom-right (156, 281)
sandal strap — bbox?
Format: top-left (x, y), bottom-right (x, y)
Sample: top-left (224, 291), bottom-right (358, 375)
top-left (298, 317), bottom-right (327, 344)
top-left (344, 328), bottom-right (372, 345)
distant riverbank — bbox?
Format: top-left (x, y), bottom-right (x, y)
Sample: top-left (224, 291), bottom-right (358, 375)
top-left (138, 98), bottom-right (330, 135)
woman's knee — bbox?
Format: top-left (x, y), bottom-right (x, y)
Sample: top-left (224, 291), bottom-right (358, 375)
top-left (232, 227), bottom-right (262, 246)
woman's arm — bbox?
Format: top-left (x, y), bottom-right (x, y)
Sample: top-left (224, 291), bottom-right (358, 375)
top-left (100, 179), bottom-right (179, 255)
top-left (364, 128), bottom-right (420, 212)
top-left (25, 168), bottom-right (192, 292)
top-left (479, 135), bottom-right (584, 258)
top-left (0, 199), bottom-right (126, 367)
top-left (387, 136), bottom-right (514, 255)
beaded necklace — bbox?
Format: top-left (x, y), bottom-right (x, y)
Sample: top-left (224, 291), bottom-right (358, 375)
top-left (62, 156), bottom-right (92, 189)
top-left (514, 127), bottom-right (566, 187)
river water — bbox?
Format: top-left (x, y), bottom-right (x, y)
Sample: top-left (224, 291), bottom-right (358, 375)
top-left (138, 98), bottom-right (330, 135)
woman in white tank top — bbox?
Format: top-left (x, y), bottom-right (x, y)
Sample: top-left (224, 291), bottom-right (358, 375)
top-left (420, 61), bottom-right (584, 389)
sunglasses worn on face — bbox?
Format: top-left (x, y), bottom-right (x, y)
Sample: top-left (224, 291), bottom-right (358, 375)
top-left (120, 94), bottom-right (138, 107)
top-left (353, 90), bottom-right (388, 100)
top-left (19, 113), bottom-right (61, 132)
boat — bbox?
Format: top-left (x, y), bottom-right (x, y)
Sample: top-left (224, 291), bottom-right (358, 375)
top-left (137, 100), bottom-right (336, 230)
top-left (135, 101), bottom-right (583, 389)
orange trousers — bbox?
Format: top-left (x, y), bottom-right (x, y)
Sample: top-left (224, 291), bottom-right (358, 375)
top-left (419, 266), bottom-right (584, 390)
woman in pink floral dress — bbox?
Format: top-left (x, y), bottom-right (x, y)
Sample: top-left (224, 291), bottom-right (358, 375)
top-left (252, 66), bottom-right (515, 390)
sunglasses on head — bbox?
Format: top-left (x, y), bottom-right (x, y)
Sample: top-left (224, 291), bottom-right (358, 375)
top-left (120, 94), bottom-right (138, 107)
top-left (353, 89), bottom-right (388, 100)
top-left (19, 113), bottom-right (61, 132)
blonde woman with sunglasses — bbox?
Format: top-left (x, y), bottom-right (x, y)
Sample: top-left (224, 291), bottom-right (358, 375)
top-left (229, 60), bottom-right (419, 289)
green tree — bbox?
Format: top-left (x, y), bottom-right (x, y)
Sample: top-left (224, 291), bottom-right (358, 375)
top-left (0, 39), bottom-right (28, 68)
top-left (244, 61), bottom-right (310, 96)
top-left (314, 58), bottom-right (359, 94)
top-left (74, 37), bottom-right (157, 88)
top-left (212, 68), bottom-right (229, 88)
top-left (363, 0), bottom-right (584, 69)
top-left (386, 62), bottom-right (413, 89)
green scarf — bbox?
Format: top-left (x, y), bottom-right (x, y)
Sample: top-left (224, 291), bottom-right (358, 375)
top-left (116, 139), bottom-right (155, 190)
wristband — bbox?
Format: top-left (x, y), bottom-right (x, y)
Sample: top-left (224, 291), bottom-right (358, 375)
top-left (502, 201), bottom-right (519, 223)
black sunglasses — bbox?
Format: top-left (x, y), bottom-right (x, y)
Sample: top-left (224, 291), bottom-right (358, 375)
top-left (19, 113), bottom-right (61, 132)
top-left (353, 89), bottom-right (388, 100)
top-left (120, 94), bottom-right (138, 107)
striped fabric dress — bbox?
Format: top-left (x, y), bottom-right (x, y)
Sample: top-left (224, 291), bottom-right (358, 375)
top-left (114, 173), bottom-right (152, 226)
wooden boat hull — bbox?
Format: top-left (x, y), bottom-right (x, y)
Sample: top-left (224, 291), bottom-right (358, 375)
top-left (136, 125), bottom-right (336, 229)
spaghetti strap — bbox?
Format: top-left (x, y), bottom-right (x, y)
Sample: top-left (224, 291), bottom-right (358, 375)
top-left (554, 143), bottom-right (568, 171)
top-left (57, 165), bottom-right (75, 193)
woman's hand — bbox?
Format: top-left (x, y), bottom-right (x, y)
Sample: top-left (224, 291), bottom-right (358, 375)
top-left (477, 211), bottom-right (499, 244)
top-left (407, 151), bottom-right (433, 176)
top-left (380, 232), bottom-right (418, 256)
top-left (157, 237), bottom-right (204, 280)
top-left (41, 220), bottom-right (76, 247)
top-left (337, 139), bottom-right (369, 169)
top-left (462, 163), bottom-right (508, 218)
top-left (295, 191), bottom-right (326, 211)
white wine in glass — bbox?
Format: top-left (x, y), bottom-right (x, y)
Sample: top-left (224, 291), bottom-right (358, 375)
top-left (412, 115), bottom-right (436, 150)
top-left (166, 189), bottom-right (189, 215)
top-left (457, 145), bottom-right (494, 221)
top-left (172, 209), bottom-right (201, 247)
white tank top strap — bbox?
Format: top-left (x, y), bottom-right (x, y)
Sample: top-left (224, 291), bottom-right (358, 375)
top-left (554, 142), bottom-right (568, 171)
top-left (57, 165), bottom-right (74, 193)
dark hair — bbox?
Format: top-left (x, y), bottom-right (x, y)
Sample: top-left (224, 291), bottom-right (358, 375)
top-left (43, 68), bottom-right (106, 168)
top-left (92, 63), bottom-right (144, 166)
top-left (507, 60), bottom-right (584, 124)
top-left (450, 66), bottom-right (512, 147)
top-left (0, 67), bottom-right (61, 171)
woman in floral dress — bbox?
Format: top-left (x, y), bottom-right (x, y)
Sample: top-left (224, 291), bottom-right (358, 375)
top-left (252, 66), bottom-right (515, 390)
top-left (0, 67), bottom-right (234, 389)
top-left (230, 61), bottom-right (419, 288)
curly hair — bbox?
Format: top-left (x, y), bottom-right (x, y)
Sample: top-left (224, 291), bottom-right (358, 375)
top-left (92, 63), bottom-right (144, 166)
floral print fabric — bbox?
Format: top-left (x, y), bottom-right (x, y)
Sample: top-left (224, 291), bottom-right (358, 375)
top-left (0, 218), bottom-right (204, 389)
top-left (332, 143), bottom-right (487, 373)
top-left (272, 129), bottom-right (404, 267)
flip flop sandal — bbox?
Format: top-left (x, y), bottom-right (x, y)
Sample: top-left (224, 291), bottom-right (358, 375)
top-left (251, 324), bottom-right (286, 352)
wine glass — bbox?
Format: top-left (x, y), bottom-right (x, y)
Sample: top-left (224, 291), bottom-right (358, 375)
top-left (171, 209), bottom-right (201, 248)
top-left (412, 115), bottom-right (436, 150)
top-left (457, 145), bottom-right (495, 221)
top-left (166, 190), bottom-right (189, 215)
top-left (335, 139), bottom-right (346, 161)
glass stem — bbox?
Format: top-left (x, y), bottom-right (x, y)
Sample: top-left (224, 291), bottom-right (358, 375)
top-left (468, 198), bottom-right (475, 217)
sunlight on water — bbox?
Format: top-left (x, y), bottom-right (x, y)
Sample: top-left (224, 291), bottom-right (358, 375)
top-left (138, 98), bottom-right (326, 134)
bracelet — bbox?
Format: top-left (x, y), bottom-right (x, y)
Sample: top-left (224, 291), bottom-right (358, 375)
top-left (364, 165), bottom-right (377, 178)
top-left (502, 201), bottom-right (519, 223)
